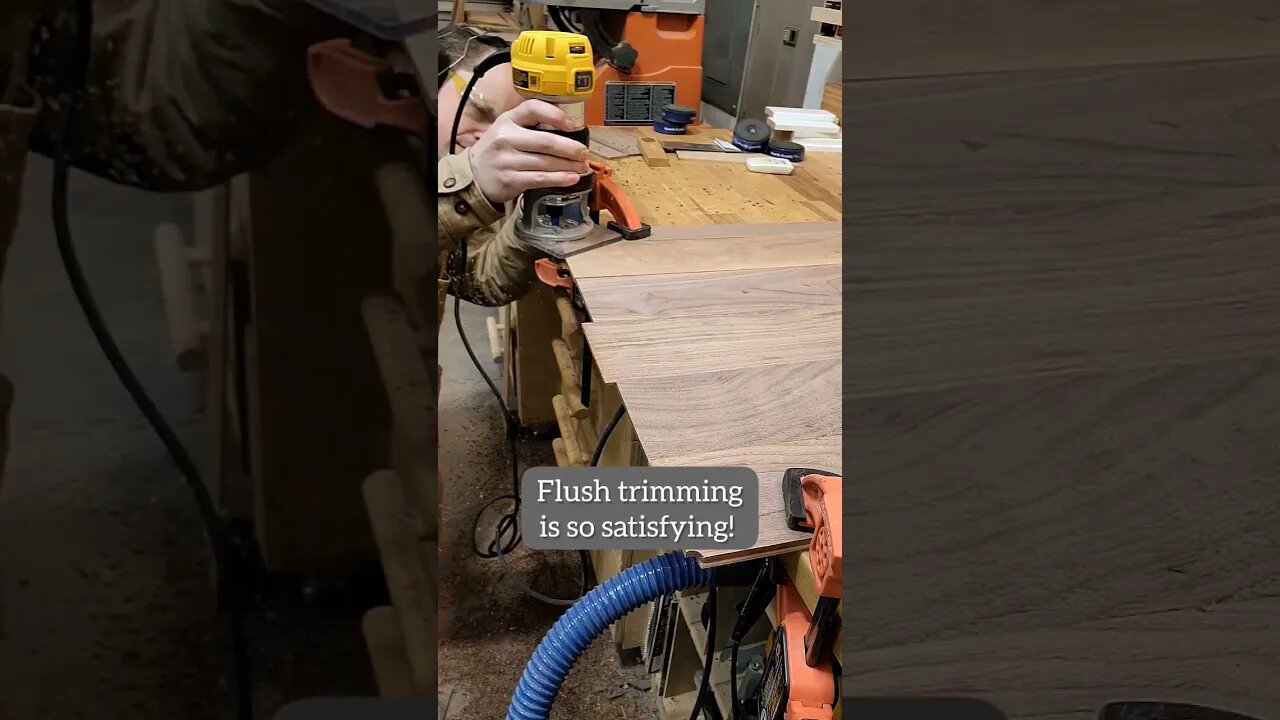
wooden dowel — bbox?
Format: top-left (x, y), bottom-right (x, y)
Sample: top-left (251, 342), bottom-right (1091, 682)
top-left (551, 338), bottom-right (588, 419)
top-left (553, 395), bottom-right (590, 466)
top-left (362, 606), bottom-right (418, 697)
top-left (362, 470), bottom-right (437, 696)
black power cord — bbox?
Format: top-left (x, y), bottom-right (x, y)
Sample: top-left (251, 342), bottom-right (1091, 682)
top-left (547, 6), bottom-right (582, 34)
top-left (729, 642), bottom-right (741, 718)
top-left (728, 562), bottom-right (776, 719)
top-left (590, 403), bottom-right (626, 467)
top-left (690, 573), bottom-right (718, 720)
top-left (447, 48), bottom-right (591, 607)
top-left (54, 2), bottom-right (253, 718)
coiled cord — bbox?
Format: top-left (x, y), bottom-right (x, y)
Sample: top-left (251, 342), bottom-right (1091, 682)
top-left (447, 50), bottom-right (590, 606)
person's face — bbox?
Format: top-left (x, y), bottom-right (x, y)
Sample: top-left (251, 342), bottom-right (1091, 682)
top-left (437, 61), bottom-right (526, 155)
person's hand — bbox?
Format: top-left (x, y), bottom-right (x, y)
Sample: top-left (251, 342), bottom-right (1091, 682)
top-left (468, 100), bottom-right (592, 205)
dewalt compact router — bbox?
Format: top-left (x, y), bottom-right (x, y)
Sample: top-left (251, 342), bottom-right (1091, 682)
top-left (508, 30), bottom-right (651, 257)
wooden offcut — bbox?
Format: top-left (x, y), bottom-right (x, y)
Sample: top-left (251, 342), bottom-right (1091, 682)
top-left (821, 84), bottom-right (841, 121)
top-left (638, 136), bottom-right (670, 167)
top-left (502, 282), bottom-right (561, 428)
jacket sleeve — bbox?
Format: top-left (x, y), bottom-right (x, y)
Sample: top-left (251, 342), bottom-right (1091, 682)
top-left (22, 0), bottom-right (344, 192)
top-left (439, 150), bottom-right (539, 307)
top-left (438, 149), bottom-right (506, 244)
top-left (446, 212), bottom-right (539, 307)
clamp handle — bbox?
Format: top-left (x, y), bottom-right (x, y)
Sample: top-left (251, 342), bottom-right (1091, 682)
top-left (535, 258), bottom-right (574, 289)
top-left (588, 161), bottom-right (651, 240)
top-left (307, 39), bottom-right (428, 138)
top-left (782, 468), bottom-right (843, 597)
top-left (782, 468), bottom-right (843, 669)
top-left (801, 474), bottom-right (842, 599)
top-left (800, 473), bottom-right (842, 668)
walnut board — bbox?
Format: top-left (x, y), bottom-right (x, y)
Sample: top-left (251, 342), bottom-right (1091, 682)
top-left (567, 222), bottom-right (840, 279)
top-left (584, 307), bottom-right (841, 384)
top-left (575, 265), bottom-right (842, 323)
top-left (845, 55), bottom-right (1280, 717)
top-left (567, 219), bottom-right (842, 566)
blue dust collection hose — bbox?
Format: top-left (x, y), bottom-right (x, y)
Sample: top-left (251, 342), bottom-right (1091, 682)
top-left (506, 552), bottom-right (712, 720)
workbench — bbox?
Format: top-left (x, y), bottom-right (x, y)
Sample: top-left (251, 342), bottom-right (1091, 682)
top-left (494, 126), bottom-right (843, 717)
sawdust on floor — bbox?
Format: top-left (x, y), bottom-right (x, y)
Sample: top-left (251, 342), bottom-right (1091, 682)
top-left (438, 303), bottom-right (660, 720)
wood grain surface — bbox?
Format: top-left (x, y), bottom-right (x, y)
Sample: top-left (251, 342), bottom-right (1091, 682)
top-left (615, 358), bottom-right (841, 565)
top-left (595, 128), bottom-right (842, 225)
top-left (618, 359), bottom-right (841, 463)
top-left (849, 357), bottom-right (1280, 649)
top-left (650, 439), bottom-right (843, 565)
top-left (853, 599), bottom-right (1280, 720)
top-left (583, 306), bottom-right (840, 383)
top-left (575, 265), bottom-right (841, 323)
top-left (850, 0), bottom-right (1280, 80)
top-left (683, 470), bottom-right (809, 565)
top-left (564, 122), bottom-right (843, 569)
top-left (567, 222), bottom-right (842, 565)
top-left (567, 222), bottom-right (840, 279)
top-left (845, 54), bottom-right (1280, 717)
top-left (847, 59), bottom-right (1280, 397)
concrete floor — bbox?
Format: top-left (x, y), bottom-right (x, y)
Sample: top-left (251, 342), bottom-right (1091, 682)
top-left (438, 303), bottom-right (659, 719)
top-left (0, 159), bottom-right (369, 719)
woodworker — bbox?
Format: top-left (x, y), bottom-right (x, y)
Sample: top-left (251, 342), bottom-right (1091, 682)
top-left (435, 24), bottom-right (592, 320)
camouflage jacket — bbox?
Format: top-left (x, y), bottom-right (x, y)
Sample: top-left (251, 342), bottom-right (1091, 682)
top-left (3, 1), bottom-right (323, 316)
top-left (3, 1), bottom-right (537, 328)
top-left (436, 148), bottom-right (537, 327)
top-left (7, 0), bottom-right (342, 193)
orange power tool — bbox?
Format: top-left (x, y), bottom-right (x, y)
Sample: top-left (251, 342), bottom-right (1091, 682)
top-left (757, 468), bottom-right (843, 720)
top-left (784, 469), bottom-right (843, 668)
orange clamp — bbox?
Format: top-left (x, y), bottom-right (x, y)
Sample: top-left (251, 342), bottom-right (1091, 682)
top-left (307, 39), bottom-right (428, 138)
top-left (588, 161), bottom-right (650, 240)
top-left (801, 474), bottom-right (842, 599)
top-left (535, 258), bottom-right (574, 289)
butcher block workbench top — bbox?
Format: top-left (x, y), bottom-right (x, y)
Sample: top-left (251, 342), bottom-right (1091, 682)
top-left (591, 127), bottom-right (841, 226)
